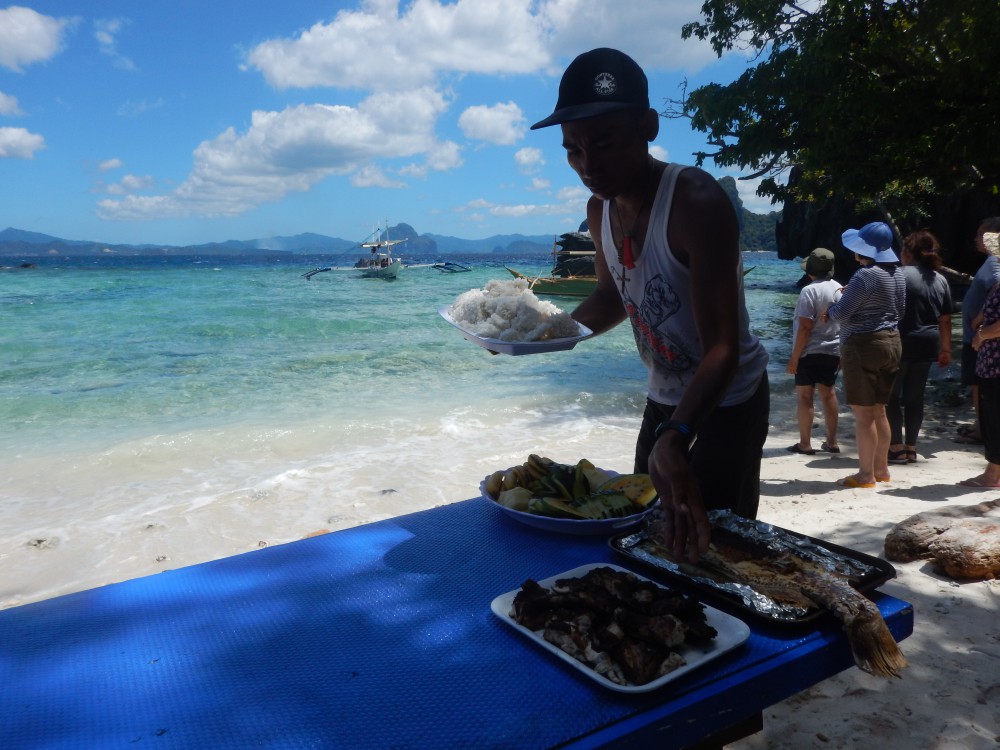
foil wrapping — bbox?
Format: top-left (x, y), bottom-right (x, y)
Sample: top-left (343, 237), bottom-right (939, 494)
top-left (613, 509), bottom-right (884, 621)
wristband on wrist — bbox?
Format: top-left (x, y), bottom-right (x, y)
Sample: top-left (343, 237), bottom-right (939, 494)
top-left (653, 420), bottom-right (695, 447)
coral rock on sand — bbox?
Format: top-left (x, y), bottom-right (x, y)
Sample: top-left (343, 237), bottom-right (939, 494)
top-left (884, 499), bottom-right (1000, 580)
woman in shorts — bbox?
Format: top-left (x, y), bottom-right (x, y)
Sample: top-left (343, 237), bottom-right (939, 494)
top-left (822, 222), bottom-right (906, 488)
top-left (786, 248), bottom-right (842, 455)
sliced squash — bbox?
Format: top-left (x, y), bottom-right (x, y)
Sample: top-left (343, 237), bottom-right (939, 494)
top-left (497, 486), bottom-right (534, 511)
top-left (569, 490), bottom-right (638, 519)
top-left (596, 474), bottom-right (658, 507)
top-left (527, 496), bottom-right (589, 519)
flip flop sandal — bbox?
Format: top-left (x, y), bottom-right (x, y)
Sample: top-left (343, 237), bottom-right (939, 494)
top-left (786, 444), bottom-right (816, 455)
top-left (888, 449), bottom-right (910, 464)
top-left (836, 475), bottom-right (876, 488)
top-left (820, 441), bottom-right (841, 453)
top-left (957, 477), bottom-right (1000, 488)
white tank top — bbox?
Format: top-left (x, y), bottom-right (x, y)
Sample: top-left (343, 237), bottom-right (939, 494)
top-left (600, 163), bottom-right (769, 406)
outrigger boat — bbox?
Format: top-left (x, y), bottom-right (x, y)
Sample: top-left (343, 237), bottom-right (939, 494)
top-left (505, 230), bottom-right (596, 297)
top-left (356, 222), bottom-right (406, 279)
top-left (301, 221), bottom-right (407, 280)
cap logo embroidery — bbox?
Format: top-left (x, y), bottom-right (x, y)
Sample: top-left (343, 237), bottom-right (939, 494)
top-left (594, 72), bottom-right (616, 96)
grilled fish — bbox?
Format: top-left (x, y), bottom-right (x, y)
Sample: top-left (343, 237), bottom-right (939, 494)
top-left (645, 527), bottom-right (907, 679)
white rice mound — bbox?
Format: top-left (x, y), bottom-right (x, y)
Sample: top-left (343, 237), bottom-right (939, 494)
top-left (450, 278), bottom-right (581, 342)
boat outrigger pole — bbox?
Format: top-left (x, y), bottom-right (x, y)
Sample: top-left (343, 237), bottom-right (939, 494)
top-left (301, 266), bottom-right (332, 280)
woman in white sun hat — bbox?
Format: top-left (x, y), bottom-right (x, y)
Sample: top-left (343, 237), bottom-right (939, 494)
top-left (821, 222), bottom-right (906, 488)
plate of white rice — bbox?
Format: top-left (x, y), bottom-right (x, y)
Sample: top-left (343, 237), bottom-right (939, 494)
top-left (440, 278), bottom-right (592, 355)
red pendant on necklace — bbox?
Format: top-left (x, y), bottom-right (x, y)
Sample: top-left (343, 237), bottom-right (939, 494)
top-left (622, 235), bottom-right (635, 270)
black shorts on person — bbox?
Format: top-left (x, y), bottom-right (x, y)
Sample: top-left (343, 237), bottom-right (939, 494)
top-left (634, 373), bottom-right (770, 521)
top-left (794, 353), bottom-right (840, 388)
top-left (962, 342), bottom-right (981, 387)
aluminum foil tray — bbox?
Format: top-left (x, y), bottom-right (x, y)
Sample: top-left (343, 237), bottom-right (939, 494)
top-left (609, 510), bottom-right (897, 626)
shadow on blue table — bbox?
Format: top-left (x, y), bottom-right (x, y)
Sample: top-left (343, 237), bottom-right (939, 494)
top-left (0, 498), bottom-right (912, 749)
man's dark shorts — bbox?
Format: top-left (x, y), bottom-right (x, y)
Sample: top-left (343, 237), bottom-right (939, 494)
top-left (962, 342), bottom-right (981, 386)
top-left (634, 373), bottom-right (770, 521)
top-left (794, 353), bottom-right (840, 388)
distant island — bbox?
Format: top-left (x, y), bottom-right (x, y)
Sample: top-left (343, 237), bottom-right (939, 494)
top-left (0, 190), bottom-right (778, 259)
top-left (0, 224), bottom-right (564, 259)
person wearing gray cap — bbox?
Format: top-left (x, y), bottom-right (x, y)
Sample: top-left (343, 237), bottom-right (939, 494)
top-left (786, 248), bottom-right (842, 456)
top-left (532, 48), bottom-right (769, 564)
top-left (823, 222), bottom-right (906, 488)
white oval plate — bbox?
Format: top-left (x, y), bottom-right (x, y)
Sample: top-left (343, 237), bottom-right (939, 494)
top-left (480, 473), bottom-right (657, 536)
top-left (439, 307), bottom-right (591, 356)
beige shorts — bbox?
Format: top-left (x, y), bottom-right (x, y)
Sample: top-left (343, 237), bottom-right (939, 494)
top-left (840, 329), bottom-right (901, 406)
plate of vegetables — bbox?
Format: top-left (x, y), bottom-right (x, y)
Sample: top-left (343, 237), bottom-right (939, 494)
top-left (480, 455), bottom-right (659, 535)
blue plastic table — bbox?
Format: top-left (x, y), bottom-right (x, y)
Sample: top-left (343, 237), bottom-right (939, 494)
top-left (0, 498), bottom-right (912, 749)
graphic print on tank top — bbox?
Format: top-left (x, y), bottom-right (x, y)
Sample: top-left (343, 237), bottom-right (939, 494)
top-left (622, 272), bottom-right (695, 380)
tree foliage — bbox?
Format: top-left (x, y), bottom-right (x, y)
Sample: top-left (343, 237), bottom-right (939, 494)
top-left (670, 0), bottom-right (1000, 222)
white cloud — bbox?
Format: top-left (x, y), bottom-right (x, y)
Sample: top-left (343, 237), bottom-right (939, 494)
top-left (0, 126), bottom-right (45, 158)
top-left (99, 158), bottom-right (124, 172)
top-left (97, 0), bottom-right (734, 224)
top-left (458, 102), bottom-right (525, 145)
top-left (94, 18), bottom-right (136, 71)
top-left (538, 0), bottom-right (717, 72)
top-left (527, 177), bottom-right (550, 191)
top-left (244, 0), bottom-right (549, 91)
top-left (0, 7), bottom-right (72, 72)
top-left (425, 140), bottom-right (463, 171)
top-left (0, 91), bottom-right (22, 116)
top-left (105, 174), bottom-right (155, 195)
top-left (462, 181), bottom-right (588, 219)
top-left (488, 202), bottom-right (573, 218)
top-left (98, 89), bottom-right (454, 220)
top-left (350, 164), bottom-right (404, 189)
top-left (649, 145), bottom-right (668, 162)
top-left (723, 171), bottom-right (784, 214)
top-left (243, 0), bottom-right (720, 93)
top-left (514, 146), bottom-right (545, 174)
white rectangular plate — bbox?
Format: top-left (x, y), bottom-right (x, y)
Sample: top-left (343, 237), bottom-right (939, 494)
top-left (439, 307), bottom-right (591, 356)
top-left (491, 563), bottom-right (750, 693)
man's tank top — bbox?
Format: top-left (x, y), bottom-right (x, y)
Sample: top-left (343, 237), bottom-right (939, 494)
top-left (600, 163), bottom-right (769, 407)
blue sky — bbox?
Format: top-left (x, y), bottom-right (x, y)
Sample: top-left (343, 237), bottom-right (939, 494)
top-left (0, 1), bottom-right (773, 246)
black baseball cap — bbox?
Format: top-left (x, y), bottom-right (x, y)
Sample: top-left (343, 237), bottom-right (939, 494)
top-left (530, 48), bottom-right (649, 130)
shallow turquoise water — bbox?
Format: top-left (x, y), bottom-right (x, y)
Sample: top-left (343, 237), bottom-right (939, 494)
top-left (2, 252), bottom-right (799, 453)
top-left (0, 250), bottom-right (808, 604)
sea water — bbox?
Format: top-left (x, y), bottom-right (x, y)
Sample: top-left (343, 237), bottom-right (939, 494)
top-left (0, 251), bottom-right (803, 605)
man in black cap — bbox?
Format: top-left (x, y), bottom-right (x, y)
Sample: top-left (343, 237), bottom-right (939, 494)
top-left (532, 48), bottom-right (770, 563)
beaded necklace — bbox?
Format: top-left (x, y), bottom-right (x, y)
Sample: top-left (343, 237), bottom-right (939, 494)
top-left (612, 167), bottom-right (652, 291)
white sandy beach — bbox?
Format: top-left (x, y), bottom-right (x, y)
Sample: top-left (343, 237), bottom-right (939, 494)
top-left (735, 392), bottom-right (1000, 750)
top-left (3, 384), bottom-right (999, 748)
